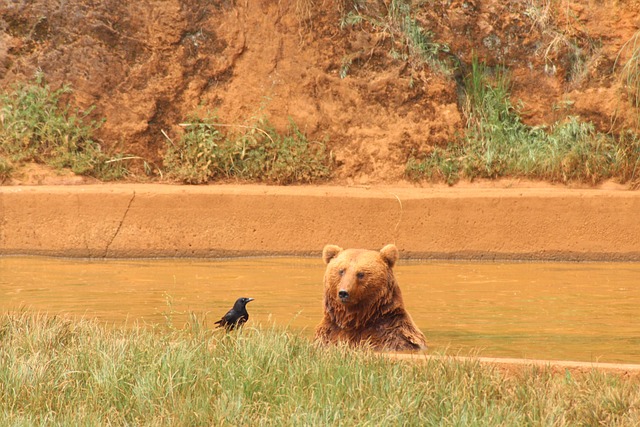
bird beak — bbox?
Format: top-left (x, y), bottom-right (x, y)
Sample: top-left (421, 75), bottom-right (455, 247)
top-left (247, 298), bottom-right (254, 302)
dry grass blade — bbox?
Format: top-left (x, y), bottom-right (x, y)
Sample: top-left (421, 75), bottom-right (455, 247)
top-left (615, 30), bottom-right (640, 109)
top-left (1, 312), bottom-right (639, 425)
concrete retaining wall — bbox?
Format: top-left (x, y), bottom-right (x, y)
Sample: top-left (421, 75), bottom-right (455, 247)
top-left (1, 184), bottom-right (639, 260)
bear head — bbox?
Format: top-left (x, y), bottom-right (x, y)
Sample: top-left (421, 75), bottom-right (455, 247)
top-left (322, 244), bottom-right (401, 328)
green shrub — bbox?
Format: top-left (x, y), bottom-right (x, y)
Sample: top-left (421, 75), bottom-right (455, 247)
top-left (406, 147), bottom-right (460, 185)
top-left (406, 57), bottom-right (640, 186)
top-left (162, 115), bottom-right (226, 184)
top-left (0, 72), bottom-right (129, 180)
top-left (164, 114), bottom-right (332, 184)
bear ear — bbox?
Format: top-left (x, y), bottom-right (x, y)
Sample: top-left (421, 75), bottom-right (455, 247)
top-left (380, 244), bottom-right (399, 268)
top-left (323, 245), bottom-right (343, 264)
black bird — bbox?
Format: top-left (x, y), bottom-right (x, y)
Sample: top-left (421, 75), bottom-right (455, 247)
top-left (214, 297), bottom-right (254, 331)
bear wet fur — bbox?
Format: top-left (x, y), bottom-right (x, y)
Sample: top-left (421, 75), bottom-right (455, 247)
top-left (314, 244), bottom-right (428, 351)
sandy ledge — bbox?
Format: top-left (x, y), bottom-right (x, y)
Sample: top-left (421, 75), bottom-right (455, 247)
top-left (387, 354), bottom-right (640, 376)
top-left (1, 183), bottom-right (639, 260)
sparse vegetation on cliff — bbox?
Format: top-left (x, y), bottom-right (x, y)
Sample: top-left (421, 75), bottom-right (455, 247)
top-left (406, 57), bottom-right (640, 186)
top-left (0, 73), bottom-right (130, 181)
top-left (163, 114), bottom-right (332, 184)
top-left (616, 30), bottom-right (640, 113)
top-left (4, 0), bottom-right (640, 186)
top-left (339, 0), bottom-right (452, 76)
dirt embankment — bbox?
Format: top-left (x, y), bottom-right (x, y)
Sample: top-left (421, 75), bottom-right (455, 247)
top-left (2, 2), bottom-right (640, 261)
top-left (3, 1), bottom-right (640, 184)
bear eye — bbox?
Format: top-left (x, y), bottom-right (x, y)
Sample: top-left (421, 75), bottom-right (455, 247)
top-left (356, 271), bottom-right (365, 279)
top-left (338, 268), bottom-right (346, 276)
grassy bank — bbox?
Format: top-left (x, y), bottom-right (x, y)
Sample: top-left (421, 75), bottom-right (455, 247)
top-left (0, 312), bottom-right (638, 426)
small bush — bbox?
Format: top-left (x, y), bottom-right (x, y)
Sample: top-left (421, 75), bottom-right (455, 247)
top-left (406, 57), bottom-right (640, 186)
top-left (406, 147), bottom-right (460, 185)
top-left (164, 114), bottom-right (332, 184)
top-left (162, 115), bottom-right (226, 184)
top-left (0, 72), bottom-right (129, 180)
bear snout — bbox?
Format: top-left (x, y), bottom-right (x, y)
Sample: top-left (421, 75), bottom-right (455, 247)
top-left (338, 289), bottom-right (349, 302)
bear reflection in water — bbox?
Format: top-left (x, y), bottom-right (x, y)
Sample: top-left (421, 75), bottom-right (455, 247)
top-left (314, 244), bottom-right (428, 352)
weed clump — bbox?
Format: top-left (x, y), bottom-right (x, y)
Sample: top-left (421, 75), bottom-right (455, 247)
top-left (406, 57), bottom-right (640, 186)
top-left (339, 0), bottom-right (451, 76)
top-left (615, 30), bottom-right (640, 127)
top-left (163, 114), bottom-right (332, 184)
top-left (0, 72), bottom-right (129, 180)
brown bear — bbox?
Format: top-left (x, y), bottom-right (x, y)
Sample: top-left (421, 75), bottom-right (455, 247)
top-left (314, 244), bottom-right (427, 351)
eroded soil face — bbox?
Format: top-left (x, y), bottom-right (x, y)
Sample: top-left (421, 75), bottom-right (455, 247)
top-left (2, 0), bottom-right (640, 184)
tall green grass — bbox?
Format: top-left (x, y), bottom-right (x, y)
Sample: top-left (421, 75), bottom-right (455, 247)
top-left (407, 57), bottom-right (640, 186)
top-left (163, 114), bottom-right (332, 184)
top-left (1, 312), bottom-right (638, 425)
top-left (0, 72), bottom-right (130, 180)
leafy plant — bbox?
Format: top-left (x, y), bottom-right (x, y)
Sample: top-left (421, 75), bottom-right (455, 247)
top-left (0, 72), bottom-right (129, 180)
top-left (406, 147), bottom-right (460, 185)
top-left (163, 115), bottom-right (225, 184)
top-left (232, 117), bottom-right (332, 184)
top-left (163, 114), bottom-right (332, 184)
top-left (406, 57), bottom-right (640, 186)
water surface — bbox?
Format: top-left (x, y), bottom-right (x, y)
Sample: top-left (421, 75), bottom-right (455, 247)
top-left (1, 257), bottom-right (638, 364)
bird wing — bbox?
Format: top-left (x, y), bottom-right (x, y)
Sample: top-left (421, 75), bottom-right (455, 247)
top-left (214, 309), bottom-right (248, 330)
top-left (215, 309), bottom-right (235, 327)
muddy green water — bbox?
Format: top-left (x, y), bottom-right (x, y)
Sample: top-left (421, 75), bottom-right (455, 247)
top-left (1, 257), bottom-right (639, 364)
